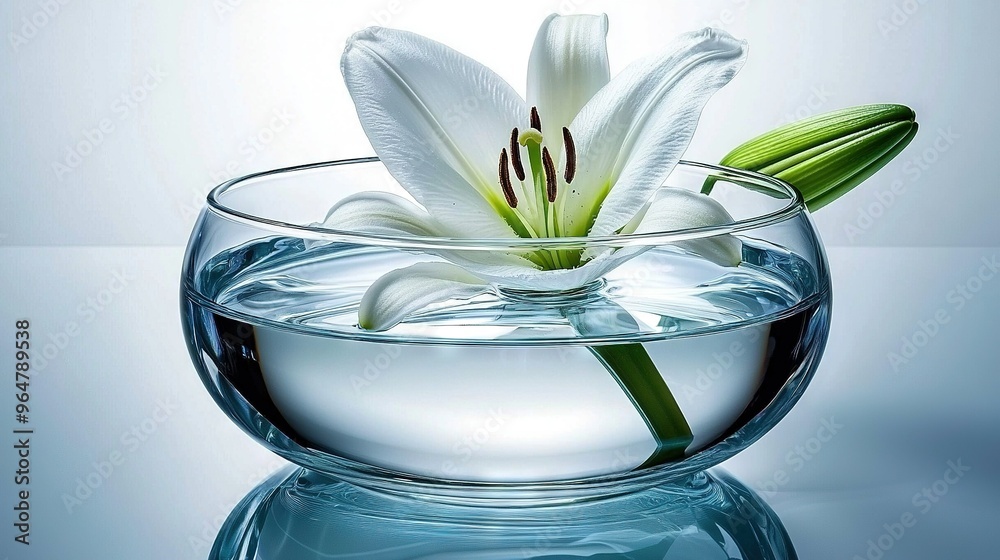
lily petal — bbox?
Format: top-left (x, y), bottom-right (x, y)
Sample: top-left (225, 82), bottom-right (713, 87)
top-left (359, 262), bottom-right (491, 330)
top-left (461, 247), bottom-right (645, 292)
top-left (563, 28), bottom-right (747, 237)
top-left (321, 193), bottom-right (642, 292)
top-left (620, 187), bottom-right (742, 267)
top-left (322, 192), bottom-right (443, 237)
top-left (341, 27), bottom-right (527, 238)
top-left (527, 13), bottom-right (610, 162)
top-left (322, 193), bottom-right (543, 282)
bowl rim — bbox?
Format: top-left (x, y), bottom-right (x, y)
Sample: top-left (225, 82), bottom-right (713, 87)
top-left (206, 158), bottom-right (805, 250)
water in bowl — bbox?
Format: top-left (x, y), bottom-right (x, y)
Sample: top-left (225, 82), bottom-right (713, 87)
top-left (183, 238), bottom-right (826, 482)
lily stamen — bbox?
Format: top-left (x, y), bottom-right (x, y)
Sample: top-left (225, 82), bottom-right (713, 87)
top-left (542, 146), bottom-right (557, 203)
top-left (530, 106), bottom-right (542, 132)
top-left (562, 126), bottom-right (577, 184)
top-left (509, 128), bottom-right (526, 181)
top-left (498, 148), bottom-right (518, 208)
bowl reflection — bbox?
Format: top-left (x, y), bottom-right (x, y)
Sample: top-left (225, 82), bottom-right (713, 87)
top-left (211, 466), bottom-right (797, 559)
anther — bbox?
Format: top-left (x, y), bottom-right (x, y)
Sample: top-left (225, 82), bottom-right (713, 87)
top-left (509, 128), bottom-right (526, 181)
top-left (542, 147), bottom-right (557, 203)
top-left (499, 148), bottom-right (517, 208)
top-left (530, 106), bottom-right (542, 132)
top-left (562, 127), bottom-right (577, 184)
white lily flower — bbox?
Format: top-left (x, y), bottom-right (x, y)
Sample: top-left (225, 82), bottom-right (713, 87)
top-left (330, 14), bottom-right (748, 330)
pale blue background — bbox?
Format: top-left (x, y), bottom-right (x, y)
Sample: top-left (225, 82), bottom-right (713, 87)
top-left (2, 1), bottom-right (998, 558)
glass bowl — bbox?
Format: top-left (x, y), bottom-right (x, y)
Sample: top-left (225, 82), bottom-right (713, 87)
top-left (181, 157), bottom-right (830, 496)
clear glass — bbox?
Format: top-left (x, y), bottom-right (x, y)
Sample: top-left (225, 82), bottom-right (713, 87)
top-left (181, 158), bottom-right (831, 493)
top-left (211, 465), bottom-right (798, 560)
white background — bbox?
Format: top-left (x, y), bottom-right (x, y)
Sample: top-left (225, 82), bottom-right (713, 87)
top-left (2, 1), bottom-right (998, 558)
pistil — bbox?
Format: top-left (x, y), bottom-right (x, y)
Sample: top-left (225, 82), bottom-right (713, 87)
top-left (518, 128), bottom-right (544, 146)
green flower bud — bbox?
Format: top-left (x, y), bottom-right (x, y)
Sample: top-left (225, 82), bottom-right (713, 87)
top-left (712, 104), bottom-right (918, 211)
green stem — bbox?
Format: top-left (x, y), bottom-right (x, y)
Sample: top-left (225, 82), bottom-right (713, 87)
top-left (567, 302), bottom-right (692, 468)
top-left (590, 344), bottom-right (693, 467)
